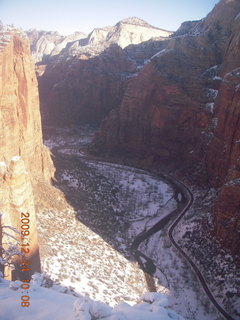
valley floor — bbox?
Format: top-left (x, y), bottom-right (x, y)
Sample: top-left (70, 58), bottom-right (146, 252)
top-left (32, 125), bottom-right (239, 320)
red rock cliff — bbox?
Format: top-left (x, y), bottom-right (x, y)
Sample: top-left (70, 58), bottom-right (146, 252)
top-left (206, 12), bottom-right (240, 255)
top-left (0, 29), bottom-right (54, 279)
top-left (0, 30), bottom-right (53, 181)
top-left (97, 0), bottom-right (240, 161)
top-left (38, 44), bottom-right (136, 125)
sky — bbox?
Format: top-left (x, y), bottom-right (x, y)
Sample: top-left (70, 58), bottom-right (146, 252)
top-left (0, 0), bottom-right (220, 35)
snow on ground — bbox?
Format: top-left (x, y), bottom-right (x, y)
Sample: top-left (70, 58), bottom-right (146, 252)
top-left (86, 161), bottom-right (176, 238)
top-left (204, 102), bottom-right (215, 113)
top-left (37, 205), bottom-right (150, 306)
top-left (174, 186), bottom-right (240, 320)
top-left (0, 276), bottom-right (184, 320)
top-left (36, 159), bottom-right (174, 306)
top-left (139, 229), bottom-right (219, 320)
top-left (44, 125), bottom-right (96, 154)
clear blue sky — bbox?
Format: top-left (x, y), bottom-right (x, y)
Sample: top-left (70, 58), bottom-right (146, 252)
top-left (0, 0), bottom-right (220, 35)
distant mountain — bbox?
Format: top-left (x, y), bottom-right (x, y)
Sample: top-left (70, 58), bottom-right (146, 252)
top-left (86, 17), bottom-right (172, 49)
top-left (27, 17), bottom-right (172, 62)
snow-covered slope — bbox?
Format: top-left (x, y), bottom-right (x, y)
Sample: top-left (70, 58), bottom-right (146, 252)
top-left (0, 275), bottom-right (184, 320)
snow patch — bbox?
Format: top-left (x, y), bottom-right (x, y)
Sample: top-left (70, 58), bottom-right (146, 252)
top-left (150, 49), bottom-right (166, 60)
top-left (212, 76), bottom-right (222, 81)
top-left (205, 102), bottom-right (215, 113)
top-left (11, 155), bottom-right (21, 162)
top-left (207, 89), bottom-right (218, 100)
top-left (0, 277), bottom-right (184, 320)
top-left (225, 178), bottom-right (240, 186)
top-left (0, 162), bottom-right (7, 168)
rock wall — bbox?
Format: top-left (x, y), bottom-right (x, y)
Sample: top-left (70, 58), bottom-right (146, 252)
top-left (0, 29), bottom-right (53, 181)
top-left (206, 12), bottom-right (240, 255)
top-left (0, 28), bottom-right (54, 278)
top-left (96, 0), bottom-right (235, 160)
top-left (39, 44), bottom-right (136, 125)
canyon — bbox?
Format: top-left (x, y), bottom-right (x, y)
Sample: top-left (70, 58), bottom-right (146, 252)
top-left (0, 0), bottom-right (240, 319)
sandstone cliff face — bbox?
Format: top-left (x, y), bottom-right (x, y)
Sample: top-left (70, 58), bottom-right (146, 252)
top-left (206, 12), bottom-right (240, 254)
top-left (0, 28), bottom-right (54, 278)
top-left (96, 1), bottom-right (235, 160)
top-left (0, 157), bottom-right (40, 279)
top-left (39, 44), bottom-right (136, 125)
top-left (97, 0), bottom-right (240, 157)
top-left (0, 29), bottom-right (53, 181)
top-left (96, 0), bottom-right (240, 255)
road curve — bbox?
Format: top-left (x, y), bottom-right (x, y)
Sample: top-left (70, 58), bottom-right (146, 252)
top-left (86, 158), bottom-right (235, 320)
top-left (167, 177), bottom-right (235, 320)
top-left (132, 171), bottom-right (234, 320)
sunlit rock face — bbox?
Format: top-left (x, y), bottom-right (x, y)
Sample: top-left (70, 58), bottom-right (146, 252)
top-left (27, 17), bottom-right (172, 61)
top-left (96, 0), bottom-right (240, 255)
top-left (0, 29), bottom-right (53, 181)
top-left (86, 17), bottom-right (172, 49)
top-left (26, 30), bottom-right (87, 62)
top-left (0, 157), bottom-right (40, 279)
top-left (0, 28), bottom-right (54, 278)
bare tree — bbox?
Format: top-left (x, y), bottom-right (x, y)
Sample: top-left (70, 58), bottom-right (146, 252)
top-left (0, 212), bottom-right (21, 278)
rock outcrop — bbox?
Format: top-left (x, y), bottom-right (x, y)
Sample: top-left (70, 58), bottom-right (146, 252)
top-left (95, 0), bottom-right (240, 255)
top-left (0, 27), bottom-right (54, 279)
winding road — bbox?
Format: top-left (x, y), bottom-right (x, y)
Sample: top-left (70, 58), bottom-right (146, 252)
top-left (47, 130), bottom-right (235, 320)
top-left (132, 173), bottom-right (235, 320)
